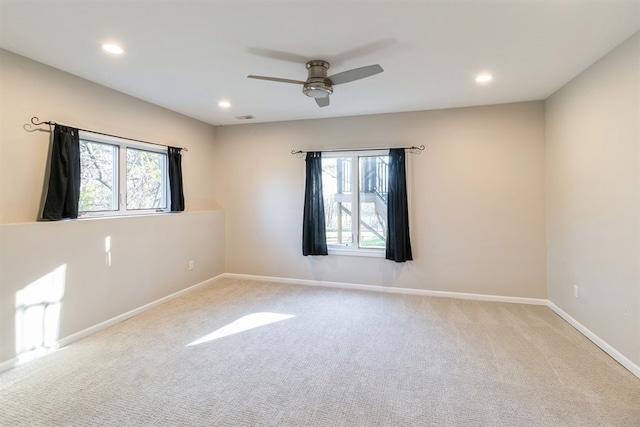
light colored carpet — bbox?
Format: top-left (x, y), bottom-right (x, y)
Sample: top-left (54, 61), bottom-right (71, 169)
top-left (1, 278), bottom-right (638, 426)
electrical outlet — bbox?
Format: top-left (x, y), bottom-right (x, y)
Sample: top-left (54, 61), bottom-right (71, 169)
top-left (189, 260), bottom-right (194, 271)
top-left (573, 285), bottom-right (579, 299)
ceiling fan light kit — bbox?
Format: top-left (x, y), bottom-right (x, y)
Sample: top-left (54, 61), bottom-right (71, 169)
top-left (248, 59), bottom-right (383, 108)
top-left (302, 60), bottom-right (333, 98)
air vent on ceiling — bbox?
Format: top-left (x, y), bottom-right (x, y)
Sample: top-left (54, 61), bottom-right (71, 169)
top-left (235, 115), bottom-right (255, 120)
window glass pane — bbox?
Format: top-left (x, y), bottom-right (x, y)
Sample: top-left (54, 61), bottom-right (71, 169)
top-left (79, 140), bottom-right (118, 212)
top-left (359, 155), bottom-right (388, 248)
top-left (322, 157), bottom-right (353, 246)
top-left (126, 148), bottom-right (166, 210)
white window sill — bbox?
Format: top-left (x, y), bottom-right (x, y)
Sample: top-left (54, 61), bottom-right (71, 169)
top-left (328, 247), bottom-right (385, 258)
top-left (77, 210), bottom-right (176, 220)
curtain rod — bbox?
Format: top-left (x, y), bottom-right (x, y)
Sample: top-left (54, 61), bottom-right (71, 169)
top-left (291, 145), bottom-right (424, 156)
top-left (30, 117), bottom-right (188, 152)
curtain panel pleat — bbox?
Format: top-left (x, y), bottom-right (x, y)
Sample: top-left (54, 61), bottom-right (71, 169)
top-left (41, 125), bottom-right (81, 220)
top-left (302, 151), bottom-right (328, 256)
top-left (386, 148), bottom-right (413, 262)
top-left (168, 147), bottom-right (185, 212)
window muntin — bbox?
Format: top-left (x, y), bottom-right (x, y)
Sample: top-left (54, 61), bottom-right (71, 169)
top-left (78, 131), bottom-right (169, 216)
top-left (321, 150), bottom-right (389, 254)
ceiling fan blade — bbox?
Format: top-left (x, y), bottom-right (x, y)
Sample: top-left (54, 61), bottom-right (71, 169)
top-left (329, 64), bottom-right (384, 85)
top-left (247, 75), bottom-right (305, 85)
top-left (247, 47), bottom-right (311, 64)
top-left (331, 39), bottom-right (397, 65)
top-left (315, 96), bottom-right (330, 108)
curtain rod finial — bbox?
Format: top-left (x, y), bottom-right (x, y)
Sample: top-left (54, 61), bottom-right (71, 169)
top-left (407, 144), bottom-right (425, 154)
top-left (31, 116), bottom-right (53, 127)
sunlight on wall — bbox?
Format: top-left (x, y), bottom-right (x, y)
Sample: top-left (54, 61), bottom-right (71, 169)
top-left (105, 236), bottom-right (112, 267)
top-left (187, 312), bottom-right (295, 346)
top-left (15, 264), bottom-right (66, 364)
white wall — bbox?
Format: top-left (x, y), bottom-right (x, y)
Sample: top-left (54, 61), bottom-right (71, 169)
top-left (5, 30), bottom-right (636, 376)
top-left (0, 50), bottom-right (226, 367)
top-left (215, 102), bottom-right (547, 298)
top-left (545, 33), bottom-right (639, 368)
top-left (0, 212), bottom-right (225, 365)
top-left (0, 49), bottom-right (221, 224)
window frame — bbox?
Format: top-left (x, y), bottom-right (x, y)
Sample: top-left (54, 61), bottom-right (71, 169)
top-left (78, 130), bottom-right (170, 218)
top-left (321, 149), bottom-right (390, 258)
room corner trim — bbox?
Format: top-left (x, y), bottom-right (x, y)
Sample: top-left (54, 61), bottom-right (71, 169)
top-left (222, 273), bottom-right (548, 305)
top-left (225, 272), bottom-right (639, 379)
top-left (546, 301), bottom-right (640, 379)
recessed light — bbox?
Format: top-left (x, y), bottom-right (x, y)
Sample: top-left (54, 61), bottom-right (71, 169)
top-left (218, 101), bottom-right (231, 108)
top-left (101, 43), bottom-right (124, 55)
top-left (475, 73), bottom-right (493, 83)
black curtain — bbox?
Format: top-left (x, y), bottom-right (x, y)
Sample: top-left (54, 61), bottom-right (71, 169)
top-left (302, 151), bottom-right (328, 256)
top-left (42, 125), bottom-right (80, 220)
top-left (168, 147), bottom-right (185, 212)
top-left (386, 148), bottom-right (413, 262)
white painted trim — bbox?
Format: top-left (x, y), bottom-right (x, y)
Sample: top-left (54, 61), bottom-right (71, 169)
top-left (4, 272), bottom-right (637, 381)
top-left (327, 247), bottom-right (385, 258)
top-left (225, 273), bottom-right (639, 379)
top-left (223, 273), bottom-right (548, 305)
top-left (0, 356), bottom-right (17, 373)
top-left (0, 274), bottom-right (226, 373)
top-left (55, 274), bottom-right (225, 348)
top-left (546, 301), bottom-right (640, 379)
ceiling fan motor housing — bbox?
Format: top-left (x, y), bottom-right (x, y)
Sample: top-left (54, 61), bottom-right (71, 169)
top-left (303, 60), bottom-right (333, 98)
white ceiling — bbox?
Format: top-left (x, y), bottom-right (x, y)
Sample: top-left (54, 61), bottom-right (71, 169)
top-left (1, 1), bottom-right (638, 126)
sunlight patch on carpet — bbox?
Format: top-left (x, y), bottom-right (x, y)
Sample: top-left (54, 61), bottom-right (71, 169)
top-left (187, 312), bottom-right (295, 346)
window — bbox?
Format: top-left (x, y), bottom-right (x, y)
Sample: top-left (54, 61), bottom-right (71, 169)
top-left (321, 150), bottom-right (389, 255)
top-left (79, 131), bottom-right (169, 216)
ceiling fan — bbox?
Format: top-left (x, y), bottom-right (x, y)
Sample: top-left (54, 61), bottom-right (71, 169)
top-left (247, 60), bottom-right (383, 107)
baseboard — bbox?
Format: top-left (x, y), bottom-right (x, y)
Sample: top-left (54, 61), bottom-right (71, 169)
top-left (4, 273), bottom-right (637, 380)
top-left (0, 356), bottom-right (17, 373)
top-left (225, 273), bottom-right (639, 379)
top-left (55, 274), bottom-right (226, 349)
top-left (546, 301), bottom-right (640, 379)
top-left (0, 274), bottom-right (226, 373)
top-left (223, 273), bottom-right (548, 305)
